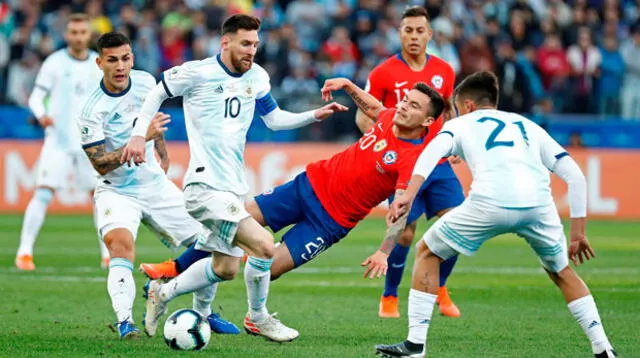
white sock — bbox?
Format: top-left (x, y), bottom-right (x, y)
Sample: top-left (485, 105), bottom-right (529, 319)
top-left (107, 258), bottom-right (135, 323)
top-left (159, 257), bottom-right (223, 302)
top-left (407, 289), bottom-right (436, 346)
top-left (568, 295), bottom-right (613, 354)
top-left (245, 256), bottom-right (272, 322)
top-left (193, 283), bottom-right (217, 318)
top-left (17, 189), bottom-right (53, 256)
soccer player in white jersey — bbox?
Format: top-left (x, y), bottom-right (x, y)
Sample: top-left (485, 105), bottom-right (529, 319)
top-left (79, 32), bottom-right (239, 340)
top-left (122, 14), bottom-right (347, 342)
top-left (375, 72), bottom-right (617, 358)
top-left (15, 14), bottom-right (109, 271)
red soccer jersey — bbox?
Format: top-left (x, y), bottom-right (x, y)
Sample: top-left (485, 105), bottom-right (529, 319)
top-left (366, 53), bottom-right (455, 150)
top-left (306, 109), bottom-right (425, 228)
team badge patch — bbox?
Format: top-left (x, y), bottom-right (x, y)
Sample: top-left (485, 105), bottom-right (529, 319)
top-left (104, 208), bottom-right (112, 217)
top-left (245, 86), bottom-right (253, 96)
top-left (431, 75), bottom-right (444, 89)
top-left (382, 150), bottom-right (397, 165)
top-left (373, 139), bottom-right (387, 152)
top-left (81, 126), bottom-right (92, 141)
top-left (228, 203), bottom-right (240, 216)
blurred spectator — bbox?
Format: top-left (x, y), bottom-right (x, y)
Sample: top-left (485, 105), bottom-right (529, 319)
top-left (85, 0), bottom-right (111, 34)
top-left (567, 27), bottom-right (601, 113)
top-left (255, 27), bottom-right (289, 85)
top-left (252, 0), bottom-right (284, 31)
top-left (459, 33), bottom-right (495, 77)
top-left (568, 131), bottom-right (585, 148)
top-left (6, 49), bottom-right (38, 106)
top-left (536, 33), bottom-right (571, 111)
top-left (280, 66), bottom-right (321, 111)
top-left (494, 36), bottom-right (531, 113)
top-left (428, 17), bottom-right (461, 75)
top-left (322, 26), bottom-right (359, 64)
top-left (621, 23), bottom-right (640, 120)
top-left (542, 0), bottom-right (573, 29)
top-left (286, 0), bottom-right (326, 52)
top-left (598, 35), bottom-right (624, 116)
top-left (508, 11), bottom-right (535, 51)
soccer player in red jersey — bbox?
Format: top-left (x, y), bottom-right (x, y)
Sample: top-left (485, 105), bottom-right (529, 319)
top-left (356, 6), bottom-right (464, 319)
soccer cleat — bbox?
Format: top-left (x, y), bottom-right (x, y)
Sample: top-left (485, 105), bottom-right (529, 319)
top-left (594, 349), bottom-right (618, 357)
top-left (101, 257), bottom-right (110, 269)
top-left (208, 312), bottom-right (240, 334)
top-left (15, 254), bottom-right (35, 271)
top-left (116, 320), bottom-right (140, 340)
top-left (142, 280), bottom-right (168, 337)
top-left (375, 341), bottom-right (424, 357)
top-left (243, 312), bottom-right (299, 342)
top-left (139, 259), bottom-right (178, 280)
top-left (379, 295), bottom-right (400, 318)
top-left (437, 286), bottom-right (460, 318)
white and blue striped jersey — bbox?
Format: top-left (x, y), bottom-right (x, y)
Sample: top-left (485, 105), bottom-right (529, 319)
top-left (78, 70), bottom-right (164, 196)
top-left (159, 55), bottom-right (276, 196)
top-left (442, 109), bottom-right (567, 208)
top-left (33, 48), bottom-right (102, 151)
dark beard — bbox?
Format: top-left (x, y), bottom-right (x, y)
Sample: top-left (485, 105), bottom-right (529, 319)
top-left (230, 55), bottom-right (250, 74)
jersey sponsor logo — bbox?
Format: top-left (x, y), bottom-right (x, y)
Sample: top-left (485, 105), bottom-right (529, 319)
top-left (373, 139), bottom-right (387, 152)
top-left (382, 150), bottom-right (397, 165)
top-left (124, 103), bottom-right (136, 113)
top-left (376, 162), bottom-right (385, 174)
top-left (111, 113), bottom-right (122, 123)
top-left (431, 75), bottom-right (444, 89)
top-left (214, 84), bottom-right (224, 94)
top-left (394, 81), bottom-right (408, 88)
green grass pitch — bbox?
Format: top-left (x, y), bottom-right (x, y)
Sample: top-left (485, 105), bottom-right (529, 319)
top-left (0, 215), bottom-right (638, 357)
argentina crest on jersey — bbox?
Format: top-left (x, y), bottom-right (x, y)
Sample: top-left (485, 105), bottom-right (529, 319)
top-left (382, 150), bottom-right (397, 165)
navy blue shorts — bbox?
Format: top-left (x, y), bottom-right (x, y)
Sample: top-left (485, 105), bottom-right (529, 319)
top-left (255, 172), bottom-right (351, 268)
top-left (391, 162), bottom-right (465, 224)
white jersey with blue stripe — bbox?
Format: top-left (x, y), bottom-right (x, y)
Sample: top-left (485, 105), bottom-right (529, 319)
top-left (160, 55), bottom-right (275, 196)
top-left (33, 48), bottom-right (102, 151)
top-left (442, 109), bottom-right (567, 208)
top-left (78, 70), bottom-right (164, 196)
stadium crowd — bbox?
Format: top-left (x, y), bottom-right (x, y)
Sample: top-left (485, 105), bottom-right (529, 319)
top-left (0, 0), bottom-right (639, 140)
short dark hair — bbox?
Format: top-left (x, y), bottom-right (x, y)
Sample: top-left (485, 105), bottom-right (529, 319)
top-left (222, 14), bottom-right (261, 35)
top-left (413, 82), bottom-right (445, 119)
top-left (453, 71), bottom-right (500, 107)
top-left (96, 32), bottom-right (131, 54)
top-left (402, 6), bottom-right (430, 21)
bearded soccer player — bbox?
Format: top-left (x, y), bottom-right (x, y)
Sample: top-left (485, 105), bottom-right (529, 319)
top-left (357, 6), bottom-right (463, 318)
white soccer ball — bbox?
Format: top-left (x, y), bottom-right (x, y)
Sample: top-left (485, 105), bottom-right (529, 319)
top-left (163, 309), bottom-right (211, 351)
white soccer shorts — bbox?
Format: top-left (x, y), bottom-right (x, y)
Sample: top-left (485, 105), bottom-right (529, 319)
top-left (94, 177), bottom-right (202, 249)
top-left (423, 199), bottom-right (569, 273)
top-left (36, 136), bottom-right (97, 191)
top-left (183, 183), bottom-right (247, 258)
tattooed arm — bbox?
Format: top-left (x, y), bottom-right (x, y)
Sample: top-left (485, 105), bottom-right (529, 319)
top-left (84, 143), bottom-right (127, 175)
top-left (361, 189), bottom-right (410, 279)
top-left (154, 134), bottom-right (170, 173)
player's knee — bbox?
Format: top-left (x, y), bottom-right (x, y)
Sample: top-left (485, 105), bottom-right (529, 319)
top-left (250, 238), bottom-right (275, 260)
top-left (103, 229), bottom-right (134, 260)
top-left (415, 240), bottom-right (434, 261)
top-left (34, 187), bottom-right (54, 205)
top-left (547, 265), bottom-right (578, 287)
top-left (212, 258), bottom-right (240, 281)
top-left (398, 224), bottom-right (416, 246)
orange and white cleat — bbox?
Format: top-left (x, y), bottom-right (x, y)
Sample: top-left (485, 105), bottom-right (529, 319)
top-left (378, 295), bottom-right (401, 318)
top-left (15, 254), bottom-right (36, 271)
top-left (101, 257), bottom-right (110, 269)
top-left (437, 286), bottom-right (460, 318)
top-left (243, 312), bottom-right (299, 342)
top-left (139, 260), bottom-right (178, 280)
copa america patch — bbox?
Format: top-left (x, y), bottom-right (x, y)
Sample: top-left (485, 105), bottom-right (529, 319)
top-left (382, 150), bottom-right (397, 165)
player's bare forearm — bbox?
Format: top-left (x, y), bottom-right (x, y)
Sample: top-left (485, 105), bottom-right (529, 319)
top-left (344, 82), bottom-right (383, 121)
top-left (355, 109), bottom-right (376, 134)
top-left (84, 144), bottom-right (126, 175)
top-left (153, 134), bottom-right (168, 162)
top-left (379, 190), bottom-right (410, 255)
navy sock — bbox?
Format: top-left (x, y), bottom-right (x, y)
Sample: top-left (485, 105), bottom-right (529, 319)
top-left (175, 243), bottom-right (210, 273)
top-left (439, 255), bottom-right (458, 287)
top-left (383, 244), bottom-right (411, 297)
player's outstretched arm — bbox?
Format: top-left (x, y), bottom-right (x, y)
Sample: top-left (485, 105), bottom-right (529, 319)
top-left (260, 102), bottom-right (348, 130)
top-left (361, 189), bottom-right (411, 279)
top-left (321, 78), bottom-right (384, 121)
top-left (355, 109), bottom-right (376, 134)
top-left (122, 84), bottom-right (171, 165)
top-left (552, 155), bottom-right (594, 265)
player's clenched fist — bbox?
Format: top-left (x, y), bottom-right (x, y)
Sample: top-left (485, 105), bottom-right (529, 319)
top-left (389, 196), bottom-right (411, 223)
